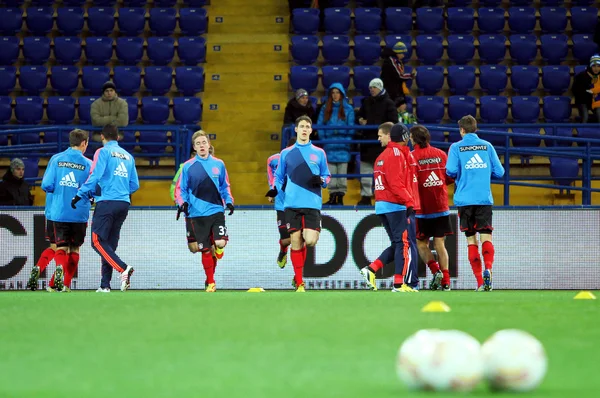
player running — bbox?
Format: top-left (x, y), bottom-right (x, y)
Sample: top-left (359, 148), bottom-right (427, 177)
top-left (177, 130), bottom-right (234, 292)
top-left (267, 116), bottom-right (331, 292)
top-left (410, 125), bottom-right (454, 291)
top-left (446, 115), bottom-right (504, 291)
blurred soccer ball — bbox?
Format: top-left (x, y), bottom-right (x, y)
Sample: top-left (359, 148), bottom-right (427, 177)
top-left (481, 329), bottom-right (547, 392)
top-left (396, 329), bottom-right (439, 390)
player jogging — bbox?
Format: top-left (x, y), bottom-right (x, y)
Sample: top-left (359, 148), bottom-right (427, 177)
top-left (177, 130), bottom-right (234, 292)
top-left (446, 115), bottom-right (504, 291)
top-left (266, 137), bottom-right (296, 269)
top-left (410, 125), bottom-right (454, 291)
top-left (72, 123), bottom-right (139, 292)
top-left (267, 116), bottom-right (331, 292)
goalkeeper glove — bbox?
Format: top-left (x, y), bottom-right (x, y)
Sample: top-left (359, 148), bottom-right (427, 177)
top-left (226, 203), bottom-right (234, 215)
top-left (310, 175), bottom-right (323, 187)
top-left (71, 196), bottom-right (81, 209)
top-left (176, 202), bottom-right (189, 220)
top-left (265, 187), bottom-right (278, 198)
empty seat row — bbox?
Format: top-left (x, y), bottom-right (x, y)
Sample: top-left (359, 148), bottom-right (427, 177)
top-left (0, 7), bottom-right (208, 36)
top-left (290, 0), bottom-right (595, 8)
top-left (0, 96), bottom-right (202, 126)
top-left (291, 7), bottom-right (599, 35)
top-left (0, 66), bottom-right (205, 96)
top-left (2, 1), bottom-right (208, 6)
top-left (0, 36), bottom-right (207, 66)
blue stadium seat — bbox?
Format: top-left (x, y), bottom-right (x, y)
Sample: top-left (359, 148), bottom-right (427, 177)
top-left (509, 34), bottom-right (537, 65)
top-left (291, 35), bottom-right (319, 65)
top-left (15, 96), bottom-right (44, 124)
top-left (550, 158), bottom-right (579, 187)
top-left (23, 37), bottom-right (51, 65)
top-left (324, 8), bottom-right (352, 34)
top-left (117, 8), bottom-right (146, 36)
top-left (139, 130), bottom-right (170, 153)
top-left (175, 66), bottom-right (205, 96)
top-left (447, 35), bottom-right (475, 65)
top-left (574, 0), bottom-right (595, 5)
top-left (123, 0), bottom-right (148, 5)
top-left (478, 35), bottom-right (506, 64)
top-left (353, 65), bottom-right (381, 96)
top-left (85, 37), bottom-right (113, 65)
top-left (448, 95), bottom-right (476, 123)
top-left (177, 37), bottom-right (206, 65)
top-left (447, 65), bottom-right (475, 95)
top-left (353, 35), bottom-right (381, 65)
top-left (540, 34), bottom-right (568, 65)
top-left (116, 37), bottom-right (144, 65)
top-left (384, 35), bottom-right (412, 59)
top-left (149, 8), bottom-right (177, 36)
top-left (511, 127), bottom-right (541, 147)
top-left (330, 0), bottom-right (350, 5)
top-left (511, 0), bottom-right (534, 5)
top-left (46, 96), bottom-right (76, 124)
top-left (480, 95), bottom-right (509, 123)
top-left (481, 0), bottom-right (503, 5)
top-left (352, 95), bottom-right (364, 110)
top-left (477, 8), bottom-right (505, 34)
top-left (385, 8), bottom-right (412, 34)
top-left (54, 37), bottom-right (82, 65)
top-left (0, 96), bottom-right (12, 125)
top-left (542, 66), bottom-right (570, 95)
top-left (113, 66), bottom-right (141, 96)
top-left (322, 35), bottom-right (350, 65)
top-left (19, 66), bottom-right (47, 94)
top-left (292, 9), bottom-right (319, 35)
top-left (0, 8), bottom-right (23, 35)
top-left (416, 96), bottom-right (445, 124)
top-left (147, 37), bottom-right (175, 65)
top-left (57, 7), bottom-right (84, 35)
top-left (141, 97), bottom-right (170, 124)
top-left (63, 0), bottom-right (87, 5)
top-left (572, 34), bottom-right (599, 64)
top-left (144, 66), bottom-right (173, 96)
top-left (547, 128), bottom-right (574, 147)
top-left (415, 35), bottom-right (443, 65)
top-left (77, 96), bottom-right (96, 124)
top-left (543, 96), bottom-right (571, 123)
top-left (179, 8), bottom-right (208, 36)
top-left (571, 7), bottom-right (598, 34)
top-left (82, 66), bottom-right (110, 95)
top-left (0, 67), bottom-right (17, 95)
top-left (26, 7), bottom-right (53, 35)
top-left (452, 0), bottom-right (471, 5)
top-left (173, 97), bottom-right (202, 125)
top-left (447, 7), bottom-right (474, 34)
top-left (479, 65), bottom-right (508, 95)
top-left (511, 96), bottom-right (539, 123)
top-left (574, 65), bottom-right (587, 76)
top-left (50, 66), bottom-right (79, 96)
top-left (510, 66), bottom-right (539, 95)
top-left (290, 66), bottom-right (319, 93)
top-left (416, 8), bottom-right (444, 33)
top-left (87, 7), bottom-right (115, 36)
top-left (539, 7), bottom-right (567, 33)
top-left (508, 7), bottom-right (536, 33)
top-left (354, 8), bottom-right (381, 34)
top-left (322, 65), bottom-right (351, 90)
top-left (576, 128), bottom-right (600, 146)
top-left (415, 65), bottom-right (444, 95)
top-left (0, 37), bottom-right (19, 66)
top-left (155, 0), bottom-right (178, 5)
top-left (121, 96), bottom-right (139, 124)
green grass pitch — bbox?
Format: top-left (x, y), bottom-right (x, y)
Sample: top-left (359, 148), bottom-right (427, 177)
top-left (0, 291), bottom-right (597, 398)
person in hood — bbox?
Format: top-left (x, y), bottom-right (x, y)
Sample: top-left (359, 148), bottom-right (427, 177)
top-left (380, 41), bottom-right (413, 103)
top-left (0, 158), bottom-right (33, 206)
top-left (576, 54), bottom-right (600, 123)
top-left (90, 81), bottom-right (129, 127)
top-left (284, 88), bottom-right (316, 125)
top-left (317, 83), bottom-right (355, 206)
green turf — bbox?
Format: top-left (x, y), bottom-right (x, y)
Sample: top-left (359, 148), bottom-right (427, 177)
top-left (0, 291), bottom-right (597, 398)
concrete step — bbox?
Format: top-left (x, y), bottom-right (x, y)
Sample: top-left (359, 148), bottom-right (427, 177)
top-left (209, 5), bottom-right (289, 16)
top-left (206, 34), bottom-right (289, 63)
top-left (210, 0), bottom-right (283, 6)
top-left (204, 90), bottom-right (287, 103)
top-left (204, 71), bottom-right (289, 86)
top-left (202, 111), bottom-right (284, 123)
top-left (204, 62), bottom-right (290, 74)
top-left (200, 101), bottom-right (287, 115)
top-left (208, 15), bottom-right (289, 34)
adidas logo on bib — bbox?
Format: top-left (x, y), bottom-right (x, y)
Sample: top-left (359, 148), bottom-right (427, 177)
top-left (114, 162), bottom-right (128, 177)
top-left (465, 153), bottom-right (487, 169)
top-left (423, 171), bottom-right (443, 187)
top-left (59, 171), bottom-right (79, 188)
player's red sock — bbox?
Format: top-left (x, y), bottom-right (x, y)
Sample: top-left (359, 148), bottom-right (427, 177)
top-left (468, 244), bottom-right (484, 286)
top-left (212, 256), bottom-right (218, 271)
top-left (37, 248), bottom-right (55, 272)
top-left (279, 240), bottom-right (289, 254)
top-left (55, 249), bottom-right (68, 269)
top-left (300, 244), bottom-right (307, 264)
top-left (201, 251), bottom-right (215, 284)
top-left (369, 259), bottom-right (384, 272)
top-left (291, 248), bottom-right (304, 286)
top-left (64, 252), bottom-right (79, 288)
top-left (393, 273), bottom-right (403, 287)
top-left (442, 269), bottom-right (450, 286)
top-left (482, 241), bottom-right (495, 270)
top-left (427, 260), bottom-right (441, 274)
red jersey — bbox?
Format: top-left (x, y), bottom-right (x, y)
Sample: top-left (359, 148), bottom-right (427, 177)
top-left (411, 144), bottom-right (454, 216)
top-left (399, 145), bottom-right (421, 213)
top-left (373, 142), bottom-right (413, 207)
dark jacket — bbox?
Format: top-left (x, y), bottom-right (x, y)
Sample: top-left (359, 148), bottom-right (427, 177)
top-left (380, 48), bottom-right (412, 102)
top-left (572, 68), bottom-right (596, 106)
top-left (356, 90), bottom-right (399, 163)
top-left (284, 98), bottom-right (316, 125)
top-left (0, 169), bottom-right (33, 206)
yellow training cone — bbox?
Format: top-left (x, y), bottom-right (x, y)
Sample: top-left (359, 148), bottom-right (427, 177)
top-left (421, 301), bottom-right (451, 312)
top-left (574, 291), bottom-right (596, 300)
top-left (247, 287), bottom-right (265, 293)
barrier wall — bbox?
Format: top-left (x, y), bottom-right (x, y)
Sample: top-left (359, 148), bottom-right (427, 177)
top-left (1, 209), bottom-right (598, 291)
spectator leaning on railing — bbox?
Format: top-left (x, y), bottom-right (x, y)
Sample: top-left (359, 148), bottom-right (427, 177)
top-left (0, 158), bottom-right (33, 206)
top-left (90, 81), bottom-right (129, 127)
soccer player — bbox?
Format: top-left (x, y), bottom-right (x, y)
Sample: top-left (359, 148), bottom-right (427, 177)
top-left (410, 125), bottom-right (454, 291)
top-left (446, 115), bottom-right (504, 291)
top-left (27, 191), bottom-right (57, 291)
top-left (266, 137), bottom-right (296, 269)
top-left (72, 123), bottom-right (139, 292)
top-left (267, 116), bottom-right (330, 292)
top-left (359, 122), bottom-right (417, 293)
top-left (177, 131), bottom-right (234, 292)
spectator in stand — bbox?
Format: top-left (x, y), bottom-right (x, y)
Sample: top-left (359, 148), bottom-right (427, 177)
top-left (355, 78), bottom-right (398, 206)
top-left (381, 42), bottom-right (413, 103)
top-left (0, 158), bottom-right (33, 206)
top-left (575, 55), bottom-right (600, 123)
top-left (91, 81), bottom-right (129, 127)
top-left (284, 89), bottom-right (316, 125)
top-left (396, 97), bottom-right (417, 125)
top-left (317, 83), bottom-right (355, 206)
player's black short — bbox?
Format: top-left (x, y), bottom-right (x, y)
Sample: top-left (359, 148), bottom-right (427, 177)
top-left (53, 221), bottom-right (88, 247)
top-left (458, 205), bottom-right (493, 236)
top-left (185, 217), bottom-right (197, 243)
top-left (190, 212), bottom-right (228, 251)
top-left (285, 208), bottom-right (321, 232)
top-left (276, 210), bottom-right (290, 240)
top-left (45, 219), bottom-right (56, 244)
top-left (416, 215), bottom-right (454, 240)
